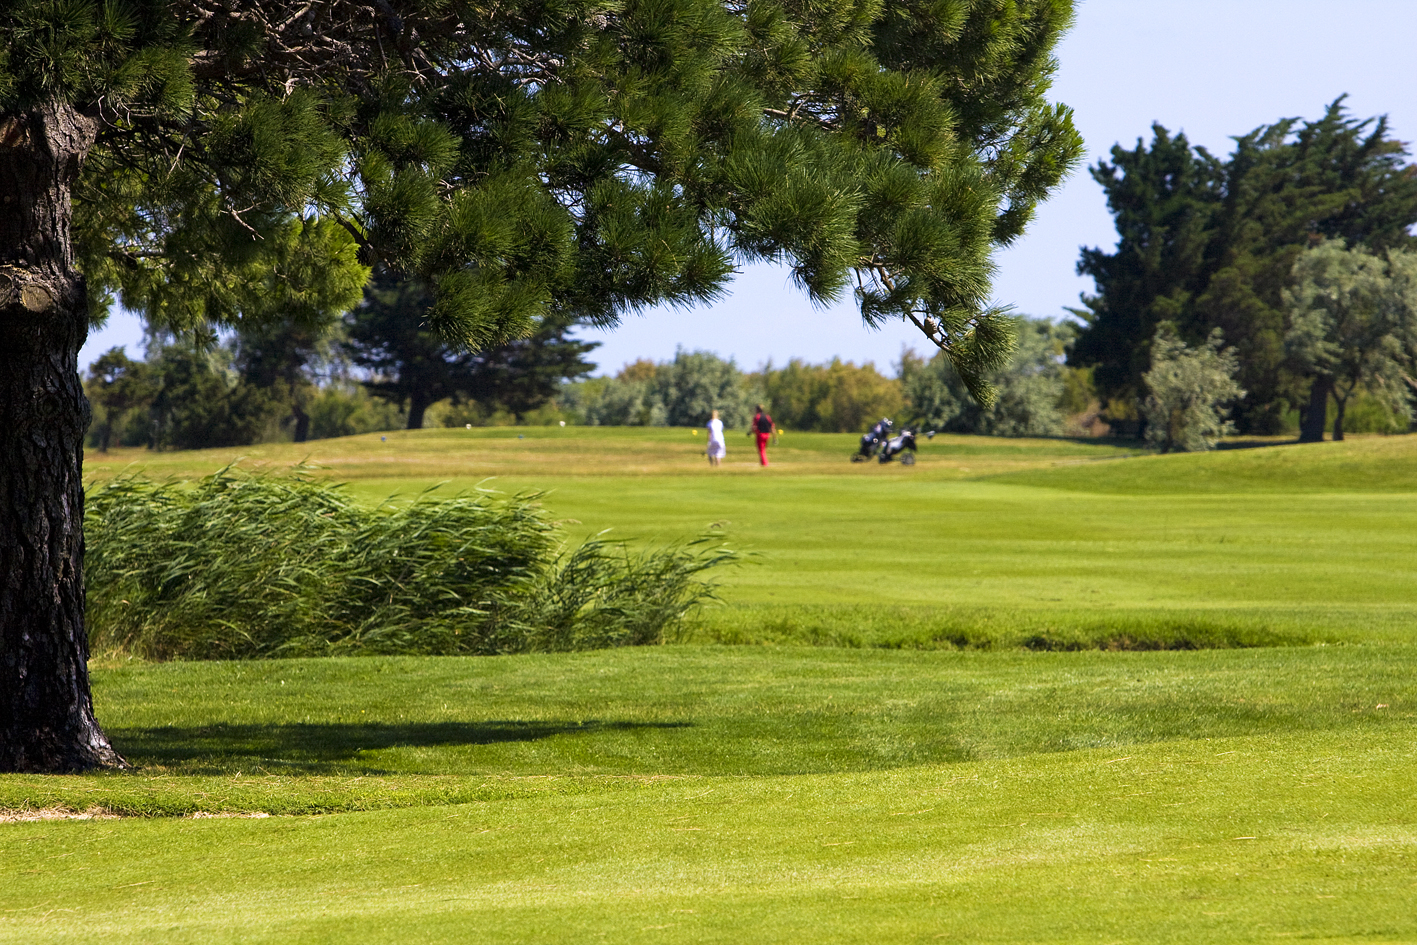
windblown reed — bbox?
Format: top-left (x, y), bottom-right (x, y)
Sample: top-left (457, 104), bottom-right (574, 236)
top-left (85, 468), bottom-right (733, 660)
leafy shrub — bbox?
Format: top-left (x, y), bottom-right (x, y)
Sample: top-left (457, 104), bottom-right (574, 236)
top-left (307, 384), bottom-right (406, 439)
top-left (1142, 326), bottom-right (1245, 452)
top-left (757, 358), bottom-right (903, 432)
top-left (86, 469), bottom-right (734, 660)
top-left (902, 317), bottom-right (1071, 436)
top-left (561, 349), bottom-right (751, 427)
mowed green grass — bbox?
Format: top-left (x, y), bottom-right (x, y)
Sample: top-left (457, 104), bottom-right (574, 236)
top-left (85, 427), bottom-right (1417, 647)
top-left (2, 429), bottom-right (1413, 942)
top-left (3, 646), bottom-right (1416, 943)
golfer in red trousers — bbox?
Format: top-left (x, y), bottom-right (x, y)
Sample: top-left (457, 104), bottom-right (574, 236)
top-left (750, 404), bottom-right (775, 466)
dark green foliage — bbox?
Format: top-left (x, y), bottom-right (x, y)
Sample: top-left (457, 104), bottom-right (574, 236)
top-left (84, 469), bottom-right (734, 660)
top-left (347, 271), bottom-right (599, 429)
top-left (144, 342), bottom-right (287, 450)
top-left (1071, 100), bottom-right (1417, 433)
top-left (903, 316), bottom-right (1070, 436)
top-left (232, 311), bottom-right (347, 443)
top-left (0, 0), bottom-right (1081, 385)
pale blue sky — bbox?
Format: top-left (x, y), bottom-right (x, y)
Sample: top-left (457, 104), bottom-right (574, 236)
top-left (80, 0), bottom-right (1417, 375)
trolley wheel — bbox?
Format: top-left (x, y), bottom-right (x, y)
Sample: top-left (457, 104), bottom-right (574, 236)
top-left (900, 452), bottom-right (916, 465)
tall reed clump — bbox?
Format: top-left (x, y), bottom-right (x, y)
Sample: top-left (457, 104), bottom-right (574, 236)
top-left (85, 468), bottom-right (735, 660)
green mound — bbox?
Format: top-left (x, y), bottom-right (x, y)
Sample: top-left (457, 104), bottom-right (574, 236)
top-left (986, 435), bottom-right (1417, 494)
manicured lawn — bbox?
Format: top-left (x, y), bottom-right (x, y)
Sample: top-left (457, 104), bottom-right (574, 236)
top-left (3, 429), bottom-right (1412, 942)
top-left (86, 428), bottom-right (1417, 647)
top-left (3, 646), bottom-right (1415, 943)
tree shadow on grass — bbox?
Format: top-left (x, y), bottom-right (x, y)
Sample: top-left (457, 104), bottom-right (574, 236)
top-left (110, 719), bottom-right (689, 775)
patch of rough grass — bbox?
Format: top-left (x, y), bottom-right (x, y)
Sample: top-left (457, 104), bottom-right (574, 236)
top-left (682, 603), bottom-right (1338, 650)
top-left (86, 468), bottom-right (734, 660)
top-left (2, 729), bottom-right (1414, 944)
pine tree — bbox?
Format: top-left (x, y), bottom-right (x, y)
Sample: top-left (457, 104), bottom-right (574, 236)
top-left (1068, 126), bottom-right (1224, 410)
top-left (347, 271), bottom-right (598, 428)
top-left (1, 0), bottom-right (1079, 771)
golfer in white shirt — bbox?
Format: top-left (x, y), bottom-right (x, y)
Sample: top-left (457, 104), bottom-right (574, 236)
top-left (706, 410), bottom-right (726, 466)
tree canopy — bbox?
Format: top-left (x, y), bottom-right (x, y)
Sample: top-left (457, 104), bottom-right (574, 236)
top-left (1070, 99), bottom-right (1417, 435)
top-left (1, 0), bottom-right (1079, 772)
top-left (1284, 241), bottom-right (1417, 441)
top-left (347, 271), bottom-right (598, 428)
top-left (0, 0), bottom-right (1082, 393)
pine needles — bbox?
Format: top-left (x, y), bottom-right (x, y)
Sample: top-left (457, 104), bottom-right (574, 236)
top-left (85, 468), bottom-right (733, 660)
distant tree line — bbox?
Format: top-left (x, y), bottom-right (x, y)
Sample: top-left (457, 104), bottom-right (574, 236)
top-left (1071, 99), bottom-right (1417, 443)
top-left (84, 272), bottom-right (599, 451)
top-left (559, 316), bottom-right (1091, 436)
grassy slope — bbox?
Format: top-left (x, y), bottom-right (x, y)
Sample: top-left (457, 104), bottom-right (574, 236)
top-left (4, 430), bottom-right (1411, 942)
top-left (3, 646), bottom-right (1415, 943)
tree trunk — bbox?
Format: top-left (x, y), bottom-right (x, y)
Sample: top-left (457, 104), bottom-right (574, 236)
top-left (1332, 395), bottom-right (1347, 442)
top-left (0, 102), bottom-right (125, 772)
top-left (1298, 374), bottom-right (1332, 443)
top-left (291, 403), bottom-right (311, 443)
top-left (406, 393), bottom-right (429, 430)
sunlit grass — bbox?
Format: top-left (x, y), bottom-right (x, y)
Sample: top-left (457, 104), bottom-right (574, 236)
top-left (4, 428), bottom-right (1410, 942)
top-left (2, 645), bottom-right (1415, 942)
top-left (84, 429), bottom-right (1417, 649)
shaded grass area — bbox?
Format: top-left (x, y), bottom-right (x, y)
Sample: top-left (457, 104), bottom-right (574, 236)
top-left (3, 646), bottom-right (1413, 814)
top-left (2, 646), bottom-right (1415, 943)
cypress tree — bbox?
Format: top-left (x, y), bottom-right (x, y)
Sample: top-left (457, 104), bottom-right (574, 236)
top-left (0, 0), bottom-right (1079, 771)
top-left (1072, 99), bottom-right (1417, 435)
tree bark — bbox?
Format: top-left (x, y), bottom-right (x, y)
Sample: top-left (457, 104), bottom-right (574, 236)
top-left (1298, 374), bottom-right (1332, 444)
top-left (1332, 395), bottom-right (1347, 442)
top-left (406, 392), bottom-right (429, 430)
top-left (0, 102), bottom-right (126, 772)
top-left (291, 402), bottom-right (311, 443)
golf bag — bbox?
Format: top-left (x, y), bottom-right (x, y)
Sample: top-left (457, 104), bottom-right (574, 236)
top-left (852, 422), bottom-right (934, 464)
top-left (852, 418), bottom-right (894, 462)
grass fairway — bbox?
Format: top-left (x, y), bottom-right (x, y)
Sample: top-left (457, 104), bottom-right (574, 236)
top-left (2, 429), bottom-right (1414, 942)
top-left (84, 427), bottom-right (1417, 647)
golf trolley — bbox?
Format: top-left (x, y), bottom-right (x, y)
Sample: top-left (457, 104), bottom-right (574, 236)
top-left (851, 419), bottom-right (934, 465)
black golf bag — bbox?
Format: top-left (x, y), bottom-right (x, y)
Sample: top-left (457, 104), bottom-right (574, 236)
top-left (852, 418), bottom-right (895, 462)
